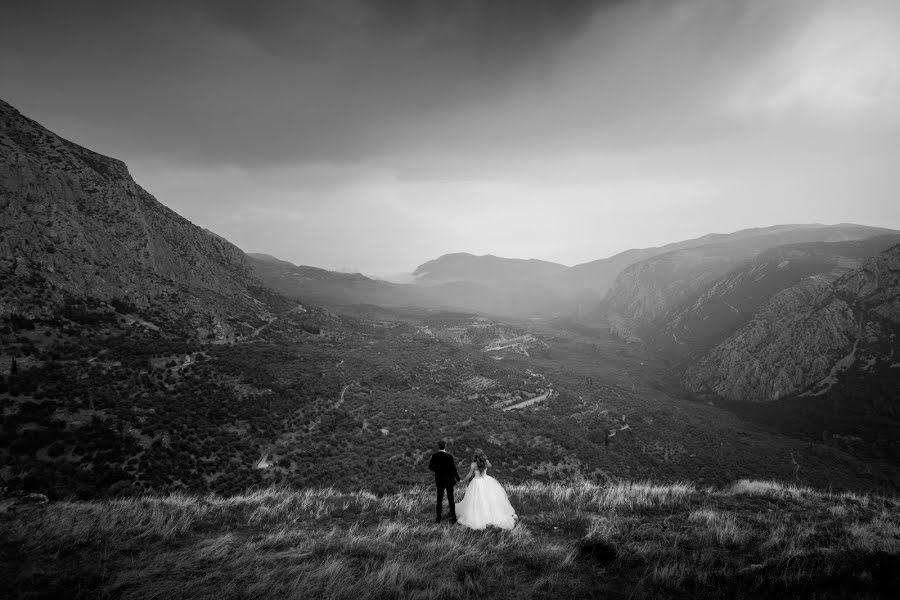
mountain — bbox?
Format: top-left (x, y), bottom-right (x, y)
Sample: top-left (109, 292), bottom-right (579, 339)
top-left (656, 235), bottom-right (900, 359)
top-left (405, 226), bottom-right (895, 320)
top-left (249, 252), bottom-right (570, 318)
top-left (593, 225), bottom-right (900, 406)
top-left (681, 243), bottom-right (900, 467)
top-left (603, 224), bottom-right (900, 338)
top-left (573, 227), bottom-right (900, 471)
top-left (413, 253), bottom-right (568, 286)
top-left (0, 98), bottom-right (275, 339)
top-left (555, 224), bottom-right (828, 300)
top-left (555, 247), bottom-right (661, 302)
top-left (404, 253), bottom-right (570, 317)
top-left (247, 253), bottom-right (437, 309)
top-left (684, 243), bottom-right (900, 404)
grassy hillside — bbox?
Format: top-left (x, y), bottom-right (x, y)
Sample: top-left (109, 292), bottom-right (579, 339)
top-left (3, 479), bottom-right (898, 599)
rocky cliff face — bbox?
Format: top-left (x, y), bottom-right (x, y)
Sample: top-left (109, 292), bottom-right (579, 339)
top-left (556, 225), bottom-right (825, 300)
top-left (684, 245), bottom-right (900, 402)
top-left (656, 236), bottom-right (900, 358)
top-left (604, 225), bottom-right (900, 342)
top-left (0, 98), bottom-right (267, 335)
top-left (604, 245), bottom-right (751, 335)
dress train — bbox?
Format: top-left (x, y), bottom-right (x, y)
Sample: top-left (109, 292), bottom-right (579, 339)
top-left (456, 471), bottom-right (517, 530)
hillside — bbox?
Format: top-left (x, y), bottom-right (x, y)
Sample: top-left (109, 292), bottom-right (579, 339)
top-left (684, 243), bottom-right (900, 404)
top-left (0, 99), bottom-right (271, 339)
top-left (404, 254), bottom-right (571, 317)
top-left (251, 250), bottom-right (577, 318)
top-left (603, 224), bottom-right (899, 337)
top-left (657, 235), bottom-right (900, 358)
top-left (594, 235), bottom-right (900, 472)
top-left (413, 253), bottom-right (568, 287)
top-left (401, 225), bottom-right (898, 320)
top-left (556, 224), bottom-right (829, 300)
top-left (249, 252), bottom-right (567, 318)
top-left (2, 479), bottom-right (898, 599)
top-left (247, 253), bottom-right (437, 309)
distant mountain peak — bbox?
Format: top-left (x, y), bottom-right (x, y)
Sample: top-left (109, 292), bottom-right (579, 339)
top-left (412, 252), bottom-right (568, 286)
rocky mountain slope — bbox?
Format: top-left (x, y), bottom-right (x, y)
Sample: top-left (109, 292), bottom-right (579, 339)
top-left (401, 225), bottom-right (895, 319)
top-left (656, 235), bottom-right (900, 359)
top-left (603, 224), bottom-right (899, 338)
top-left (684, 243), bottom-right (900, 403)
top-left (0, 99), bottom-right (271, 338)
top-left (570, 230), bottom-right (900, 470)
top-left (555, 224), bottom-right (829, 300)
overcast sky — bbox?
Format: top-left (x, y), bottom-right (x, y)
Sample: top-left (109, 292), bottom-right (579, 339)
top-left (3, 0), bottom-right (899, 275)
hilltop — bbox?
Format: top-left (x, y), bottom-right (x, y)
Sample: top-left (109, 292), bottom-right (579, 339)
top-left (2, 479), bottom-right (898, 599)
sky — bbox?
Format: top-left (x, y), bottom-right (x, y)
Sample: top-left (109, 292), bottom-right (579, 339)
top-left (2, 0), bottom-right (900, 276)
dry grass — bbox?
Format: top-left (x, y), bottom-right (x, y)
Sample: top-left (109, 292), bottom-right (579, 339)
top-left (506, 479), bottom-right (696, 512)
top-left (2, 479), bottom-right (899, 599)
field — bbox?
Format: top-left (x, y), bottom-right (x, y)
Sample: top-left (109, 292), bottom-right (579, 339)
top-left (2, 479), bottom-right (898, 599)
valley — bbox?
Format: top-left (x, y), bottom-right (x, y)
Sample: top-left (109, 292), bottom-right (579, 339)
top-left (1, 95), bottom-right (899, 506)
top-left (3, 297), bottom-right (897, 501)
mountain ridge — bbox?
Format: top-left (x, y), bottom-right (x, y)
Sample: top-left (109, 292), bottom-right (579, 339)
top-left (603, 223), bottom-right (900, 336)
top-left (655, 235), bottom-right (900, 360)
top-left (556, 224), bottom-right (832, 298)
top-left (412, 252), bottom-right (569, 287)
top-left (684, 243), bottom-right (900, 403)
top-left (0, 98), bottom-right (268, 338)
top-left (402, 224), bottom-right (898, 319)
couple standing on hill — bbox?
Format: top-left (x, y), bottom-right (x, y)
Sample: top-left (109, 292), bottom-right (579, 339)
top-left (428, 440), bottom-right (517, 530)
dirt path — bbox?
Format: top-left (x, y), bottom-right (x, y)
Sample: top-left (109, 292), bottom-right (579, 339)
top-left (245, 303), bottom-right (306, 341)
top-left (502, 389), bottom-right (553, 412)
top-left (334, 383), bottom-right (353, 408)
top-left (250, 317), bottom-right (277, 338)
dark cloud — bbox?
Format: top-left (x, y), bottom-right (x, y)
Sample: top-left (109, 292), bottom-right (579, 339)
top-left (213, 0), bottom-right (606, 64)
top-left (2, 0), bottom-right (890, 175)
top-left (4, 0), bottom-right (897, 274)
top-left (0, 0), bottom-right (614, 167)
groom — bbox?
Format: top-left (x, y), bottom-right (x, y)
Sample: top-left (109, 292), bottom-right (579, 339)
top-left (428, 440), bottom-right (461, 524)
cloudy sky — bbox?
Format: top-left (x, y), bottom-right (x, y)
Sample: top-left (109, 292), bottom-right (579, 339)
top-left (3, 0), bottom-right (899, 275)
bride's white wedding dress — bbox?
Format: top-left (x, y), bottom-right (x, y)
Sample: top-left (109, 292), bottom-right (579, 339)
top-left (456, 465), bottom-right (517, 530)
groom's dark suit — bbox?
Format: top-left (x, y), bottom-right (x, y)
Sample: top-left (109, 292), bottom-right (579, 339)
top-left (428, 450), bottom-right (461, 523)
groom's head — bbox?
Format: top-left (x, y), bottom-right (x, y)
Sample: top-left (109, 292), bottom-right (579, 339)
top-left (438, 440), bottom-right (446, 450)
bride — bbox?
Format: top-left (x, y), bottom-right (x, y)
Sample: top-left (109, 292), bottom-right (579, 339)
top-left (455, 449), bottom-right (517, 530)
